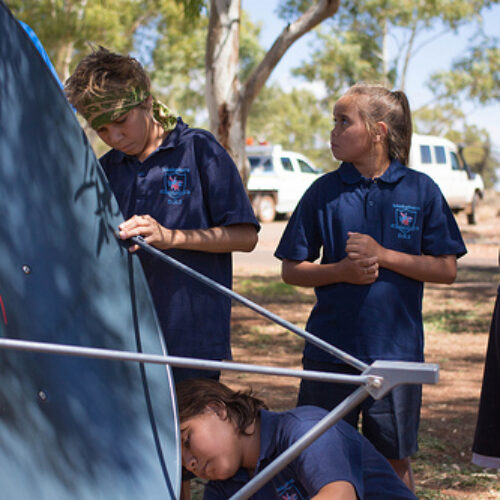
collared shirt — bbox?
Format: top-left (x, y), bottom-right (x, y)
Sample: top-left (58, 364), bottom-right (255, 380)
top-left (275, 160), bottom-right (466, 364)
top-left (100, 118), bottom-right (259, 359)
top-left (204, 407), bottom-right (417, 499)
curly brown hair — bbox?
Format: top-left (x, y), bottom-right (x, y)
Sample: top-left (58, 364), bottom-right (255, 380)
top-left (176, 379), bottom-right (267, 435)
top-left (64, 46), bottom-right (150, 113)
top-left (345, 83), bottom-right (413, 165)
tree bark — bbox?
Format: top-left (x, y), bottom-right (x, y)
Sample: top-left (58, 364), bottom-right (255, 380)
top-left (205, 0), bottom-right (340, 181)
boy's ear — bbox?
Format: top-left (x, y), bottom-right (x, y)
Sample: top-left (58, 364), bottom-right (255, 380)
top-left (206, 402), bottom-right (227, 419)
top-left (144, 94), bottom-right (153, 110)
top-left (375, 121), bottom-right (388, 142)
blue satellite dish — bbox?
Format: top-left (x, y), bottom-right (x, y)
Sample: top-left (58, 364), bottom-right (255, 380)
top-left (0, 3), bottom-right (180, 498)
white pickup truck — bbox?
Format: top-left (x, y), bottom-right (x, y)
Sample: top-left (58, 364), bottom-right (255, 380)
top-left (409, 134), bottom-right (484, 224)
top-left (246, 144), bottom-right (323, 222)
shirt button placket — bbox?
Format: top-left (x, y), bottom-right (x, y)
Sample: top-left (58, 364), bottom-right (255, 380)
top-left (135, 162), bottom-right (147, 214)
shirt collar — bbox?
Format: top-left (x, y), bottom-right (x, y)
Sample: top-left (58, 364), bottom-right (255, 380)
top-left (256, 410), bottom-right (280, 470)
top-left (338, 159), bottom-right (408, 185)
top-left (158, 116), bottom-right (186, 150)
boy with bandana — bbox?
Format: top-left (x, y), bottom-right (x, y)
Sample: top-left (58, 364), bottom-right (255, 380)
top-left (65, 48), bottom-right (259, 385)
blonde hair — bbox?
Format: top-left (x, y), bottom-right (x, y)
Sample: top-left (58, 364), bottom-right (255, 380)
top-left (65, 46), bottom-right (150, 114)
top-left (345, 83), bottom-right (413, 165)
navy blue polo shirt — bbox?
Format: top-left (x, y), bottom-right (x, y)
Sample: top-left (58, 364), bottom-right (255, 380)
top-left (204, 406), bottom-right (417, 499)
top-left (275, 161), bottom-right (466, 364)
top-left (100, 118), bottom-right (259, 359)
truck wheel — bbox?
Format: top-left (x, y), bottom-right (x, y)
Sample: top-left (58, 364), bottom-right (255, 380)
top-left (467, 192), bottom-right (480, 225)
top-left (255, 195), bottom-right (276, 223)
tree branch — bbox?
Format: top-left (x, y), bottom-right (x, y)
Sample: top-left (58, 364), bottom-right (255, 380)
top-left (242, 0), bottom-right (340, 113)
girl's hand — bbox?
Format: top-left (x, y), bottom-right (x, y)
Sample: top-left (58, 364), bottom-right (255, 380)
top-left (338, 255), bottom-right (379, 285)
top-left (118, 214), bottom-right (173, 252)
top-left (346, 232), bottom-right (384, 261)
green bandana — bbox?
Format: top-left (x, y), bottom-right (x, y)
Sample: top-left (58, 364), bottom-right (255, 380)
top-left (81, 88), bottom-right (178, 132)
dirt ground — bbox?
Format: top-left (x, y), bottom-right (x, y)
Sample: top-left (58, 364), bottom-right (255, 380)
top-left (221, 191), bottom-right (500, 499)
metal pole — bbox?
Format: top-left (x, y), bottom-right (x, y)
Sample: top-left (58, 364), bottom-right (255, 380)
top-left (230, 387), bottom-right (371, 500)
top-left (0, 338), bottom-right (372, 385)
top-left (129, 236), bottom-right (368, 372)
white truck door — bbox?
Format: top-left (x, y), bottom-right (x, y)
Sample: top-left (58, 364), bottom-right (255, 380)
top-left (277, 155), bottom-right (304, 213)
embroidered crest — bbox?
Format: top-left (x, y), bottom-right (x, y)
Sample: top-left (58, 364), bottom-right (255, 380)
top-left (276, 479), bottom-right (307, 500)
top-left (390, 204), bottom-right (420, 239)
top-left (160, 167), bottom-right (191, 204)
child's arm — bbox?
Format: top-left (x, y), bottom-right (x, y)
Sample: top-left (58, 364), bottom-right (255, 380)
top-left (311, 481), bottom-right (357, 500)
top-left (346, 232), bottom-right (457, 284)
top-left (118, 215), bottom-right (258, 254)
top-left (282, 256), bottom-right (379, 287)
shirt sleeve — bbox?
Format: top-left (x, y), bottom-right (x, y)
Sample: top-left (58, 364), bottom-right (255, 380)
top-left (194, 133), bottom-right (260, 230)
top-left (274, 180), bottom-right (324, 262)
top-left (421, 180), bottom-right (467, 258)
top-left (282, 417), bottom-right (365, 498)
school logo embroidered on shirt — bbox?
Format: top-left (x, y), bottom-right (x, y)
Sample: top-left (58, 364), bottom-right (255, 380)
top-left (160, 167), bottom-right (191, 204)
top-left (390, 204), bottom-right (420, 239)
top-left (276, 479), bottom-right (307, 500)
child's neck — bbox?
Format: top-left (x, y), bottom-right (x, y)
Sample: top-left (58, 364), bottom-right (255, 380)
top-left (241, 417), bottom-right (261, 473)
top-left (353, 148), bottom-right (391, 180)
top-left (138, 122), bottom-right (169, 162)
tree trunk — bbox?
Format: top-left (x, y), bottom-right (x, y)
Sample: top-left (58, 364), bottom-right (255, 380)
top-left (55, 40), bottom-right (74, 82)
top-left (205, 0), bottom-right (340, 181)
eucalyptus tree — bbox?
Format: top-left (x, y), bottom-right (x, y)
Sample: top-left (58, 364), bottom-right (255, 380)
top-left (204, 0), bottom-right (340, 178)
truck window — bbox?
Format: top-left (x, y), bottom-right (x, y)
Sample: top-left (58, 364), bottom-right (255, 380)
top-left (281, 157), bottom-right (294, 172)
top-left (249, 156), bottom-right (273, 173)
top-left (420, 145), bottom-right (432, 164)
top-left (298, 159), bottom-right (315, 173)
top-left (450, 151), bottom-right (462, 171)
top-left (434, 146), bottom-right (446, 164)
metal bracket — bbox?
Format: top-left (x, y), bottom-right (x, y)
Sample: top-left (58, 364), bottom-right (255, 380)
top-left (363, 360), bottom-right (439, 399)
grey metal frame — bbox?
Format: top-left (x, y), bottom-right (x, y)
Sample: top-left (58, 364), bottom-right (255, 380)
top-left (0, 236), bottom-right (440, 499)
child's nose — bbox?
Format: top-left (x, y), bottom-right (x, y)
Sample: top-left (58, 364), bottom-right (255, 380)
top-left (108, 126), bottom-right (122, 143)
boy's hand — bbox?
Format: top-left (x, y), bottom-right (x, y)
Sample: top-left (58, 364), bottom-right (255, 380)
top-left (338, 255), bottom-right (379, 285)
top-left (346, 232), bottom-right (384, 262)
top-left (118, 214), bottom-right (173, 252)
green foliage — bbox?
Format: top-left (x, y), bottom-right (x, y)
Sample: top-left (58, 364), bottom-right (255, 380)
top-left (247, 85), bottom-right (336, 171)
top-left (175, 0), bottom-right (206, 20)
top-left (9, 0), bottom-right (169, 78)
top-left (456, 125), bottom-right (499, 188)
top-left (414, 104), bottom-right (465, 136)
top-left (237, 277), bottom-right (305, 302)
top-left (148, 3), bottom-right (208, 123)
top-left (429, 36), bottom-right (500, 105)
top-left (292, 28), bottom-right (386, 100)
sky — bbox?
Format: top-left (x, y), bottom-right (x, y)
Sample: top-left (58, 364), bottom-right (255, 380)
top-left (242, 0), bottom-right (500, 156)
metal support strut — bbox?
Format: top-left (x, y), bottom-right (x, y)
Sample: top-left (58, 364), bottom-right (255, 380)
top-left (0, 236), bottom-right (441, 500)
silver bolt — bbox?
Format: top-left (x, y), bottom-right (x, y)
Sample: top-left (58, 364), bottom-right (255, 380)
top-left (22, 265), bottom-right (31, 275)
top-left (368, 376), bottom-right (383, 389)
top-left (38, 390), bottom-right (47, 401)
